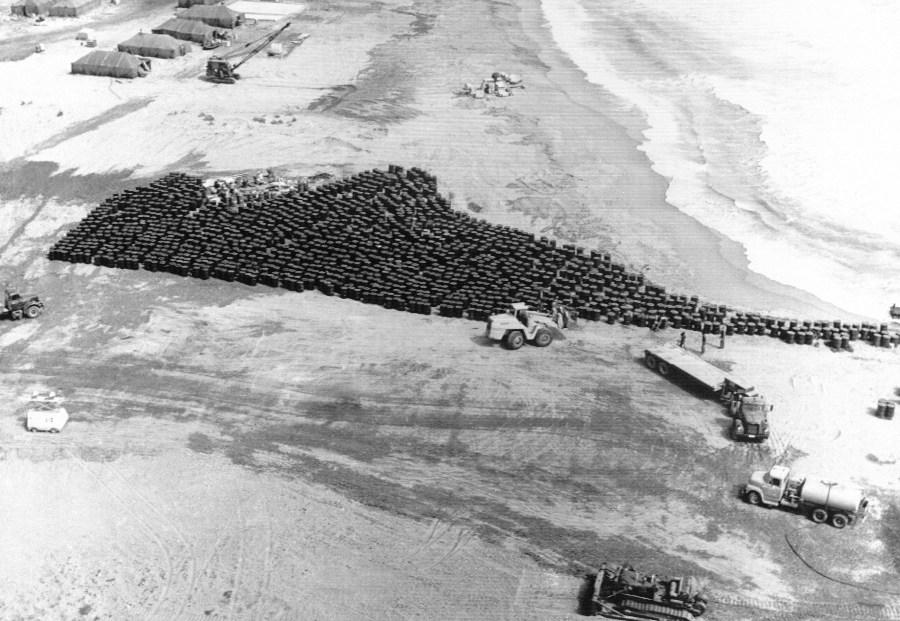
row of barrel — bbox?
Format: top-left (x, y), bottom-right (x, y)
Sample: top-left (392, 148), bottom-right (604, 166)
top-left (47, 165), bottom-right (898, 349)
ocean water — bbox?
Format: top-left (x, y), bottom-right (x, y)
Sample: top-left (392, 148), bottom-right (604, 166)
top-left (541, 0), bottom-right (900, 319)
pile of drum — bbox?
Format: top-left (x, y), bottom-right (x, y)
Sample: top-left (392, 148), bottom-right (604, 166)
top-left (47, 166), bottom-right (898, 349)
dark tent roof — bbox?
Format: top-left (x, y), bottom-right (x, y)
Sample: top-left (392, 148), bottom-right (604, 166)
top-left (152, 17), bottom-right (217, 44)
top-left (71, 50), bottom-right (147, 79)
top-left (180, 4), bottom-right (243, 28)
top-left (49, 0), bottom-right (101, 17)
top-left (118, 33), bottom-right (190, 58)
top-left (10, 0), bottom-right (56, 16)
top-left (176, 0), bottom-right (218, 9)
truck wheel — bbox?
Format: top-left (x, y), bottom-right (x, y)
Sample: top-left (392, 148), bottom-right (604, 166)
top-left (24, 305), bottom-right (41, 318)
top-left (746, 491), bottom-right (762, 506)
top-left (645, 353), bottom-right (657, 370)
top-left (657, 361), bottom-right (670, 376)
top-left (811, 508), bottom-right (829, 523)
top-left (831, 513), bottom-right (849, 529)
top-left (532, 329), bottom-right (552, 347)
top-left (49, 428), bottom-right (59, 434)
top-left (503, 331), bottom-right (525, 350)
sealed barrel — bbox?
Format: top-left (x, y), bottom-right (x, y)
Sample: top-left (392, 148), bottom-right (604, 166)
top-left (876, 399), bottom-right (887, 418)
top-left (840, 333), bottom-right (850, 349)
top-left (885, 402), bottom-right (896, 420)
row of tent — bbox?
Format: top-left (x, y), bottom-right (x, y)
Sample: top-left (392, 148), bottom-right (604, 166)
top-left (71, 30), bottom-right (194, 78)
top-left (11, 0), bottom-right (101, 17)
top-left (12, 0), bottom-right (242, 24)
top-left (66, 3), bottom-right (245, 79)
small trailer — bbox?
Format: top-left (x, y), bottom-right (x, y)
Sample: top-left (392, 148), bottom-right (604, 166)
top-left (644, 344), bottom-right (771, 441)
top-left (24, 392), bottom-right (69, 433)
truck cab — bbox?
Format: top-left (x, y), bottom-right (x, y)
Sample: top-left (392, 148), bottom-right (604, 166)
top-left (722, 379), bottom-right (772, 442)
top-left (730, 394), bottom-right (771, 441)
top-left (745, 465), bottom-right (793, 506)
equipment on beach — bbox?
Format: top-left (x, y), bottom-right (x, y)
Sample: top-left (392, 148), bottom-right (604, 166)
top-left (2, 286), bottom-right (43, 320)
top-left (742, 465), bottom-right (869, 528)
top-left (579, 562), bottom-right (708, 620)
top-left (460, 71), bottom-right (524, 98)
top-left (890, 304), bottom-right (900, 319)
top-left (644, 345), bottom-right (772, 442)
top-left (485, 302), bottom-right (557, 350)
top-left (204, 21), bottom-right (291, 83)
top-left (25, 391), bottom-right (69, 433)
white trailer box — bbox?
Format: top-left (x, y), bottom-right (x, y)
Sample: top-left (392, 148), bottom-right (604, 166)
top-left (25, 406), bottom-right (69, 433)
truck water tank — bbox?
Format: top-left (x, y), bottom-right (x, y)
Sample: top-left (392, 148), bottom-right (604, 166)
top-left (801, 479), bottom-right (864, 513)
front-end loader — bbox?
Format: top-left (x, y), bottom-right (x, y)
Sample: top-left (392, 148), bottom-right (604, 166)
top-left (485, 302), bottom-right (557, 350)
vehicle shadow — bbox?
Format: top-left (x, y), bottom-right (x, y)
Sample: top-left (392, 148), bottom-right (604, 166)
top-left (471, 335), bottom-right (495, 347)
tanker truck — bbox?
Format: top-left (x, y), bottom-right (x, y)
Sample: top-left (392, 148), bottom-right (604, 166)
top-left (742, 465), bottom-right (869, 528)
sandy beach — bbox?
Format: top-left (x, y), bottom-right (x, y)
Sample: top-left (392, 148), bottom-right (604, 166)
top-left (0, 0), bottom-right (898, 619)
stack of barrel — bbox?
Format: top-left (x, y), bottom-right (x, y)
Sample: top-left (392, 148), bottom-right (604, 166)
top-left (876, 399), bottom-right (896, 420)
top-left (47, 166), bottom-right (899, 349)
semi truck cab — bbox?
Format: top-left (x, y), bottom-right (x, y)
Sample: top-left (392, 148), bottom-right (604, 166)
top-left (746, 465), bottom-right (794, 506)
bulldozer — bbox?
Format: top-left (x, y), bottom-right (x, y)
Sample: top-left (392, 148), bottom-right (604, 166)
top-left (3, 286), bottom-right (43, 320)
top-left (205, 22), bottom-right (293, 84)
top-left (579, 563), bottom-right (708, 620)
top-left (485, 302), bottom-right (557, 349)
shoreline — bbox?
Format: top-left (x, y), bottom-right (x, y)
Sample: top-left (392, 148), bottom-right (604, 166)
top-left (506, 0), bottom-right (870, 322)
top-left (0, 0), bottom-right (875, 325)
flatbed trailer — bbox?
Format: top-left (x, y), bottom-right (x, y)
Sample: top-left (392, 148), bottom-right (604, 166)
top-left (643, 344), bottom-right (750, 399)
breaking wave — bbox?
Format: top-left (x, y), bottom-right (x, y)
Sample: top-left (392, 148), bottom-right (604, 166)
top-left (541, 0), bottom-right (900, 319)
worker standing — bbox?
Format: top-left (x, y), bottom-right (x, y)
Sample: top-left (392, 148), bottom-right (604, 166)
top-left (678, 331), bottom-right (686, 348)
top-left (701, 332), bottom-right (707, 355)
top-left (719, 324), bottom-right (726, 349)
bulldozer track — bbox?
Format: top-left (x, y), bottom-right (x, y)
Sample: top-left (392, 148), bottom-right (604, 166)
top-left (225, 494), bottom-right (247, 621)
top-left (250, 495), bottom-right (276, 621)
top-left (707, 592), bottom-right (900, 620)
top-left (618, 597), bottom-right (695, 621)
top-left (67, 449), bottom-right (179, 620)
top-left (100, 457), bottom-right (198, 621)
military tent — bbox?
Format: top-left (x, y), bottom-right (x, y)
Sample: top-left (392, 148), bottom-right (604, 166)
top-left (152, 18), bottom-right (217, 46)
top-left (49, 0), bottom-right (100, 17)
top-left (118, 33), bottom-right (190, 58)
top-left (176, 0), bottom-right (218, 9)
top-left (71, 50), bottom-right (150, 78)
top-left (180, 4), bottom-right (243, 28)
top-left (10, 0), bottom-right (56, 16)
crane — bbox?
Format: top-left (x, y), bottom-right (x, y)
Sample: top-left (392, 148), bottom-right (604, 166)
top-left (205, 21), bottom-right (293, 84)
